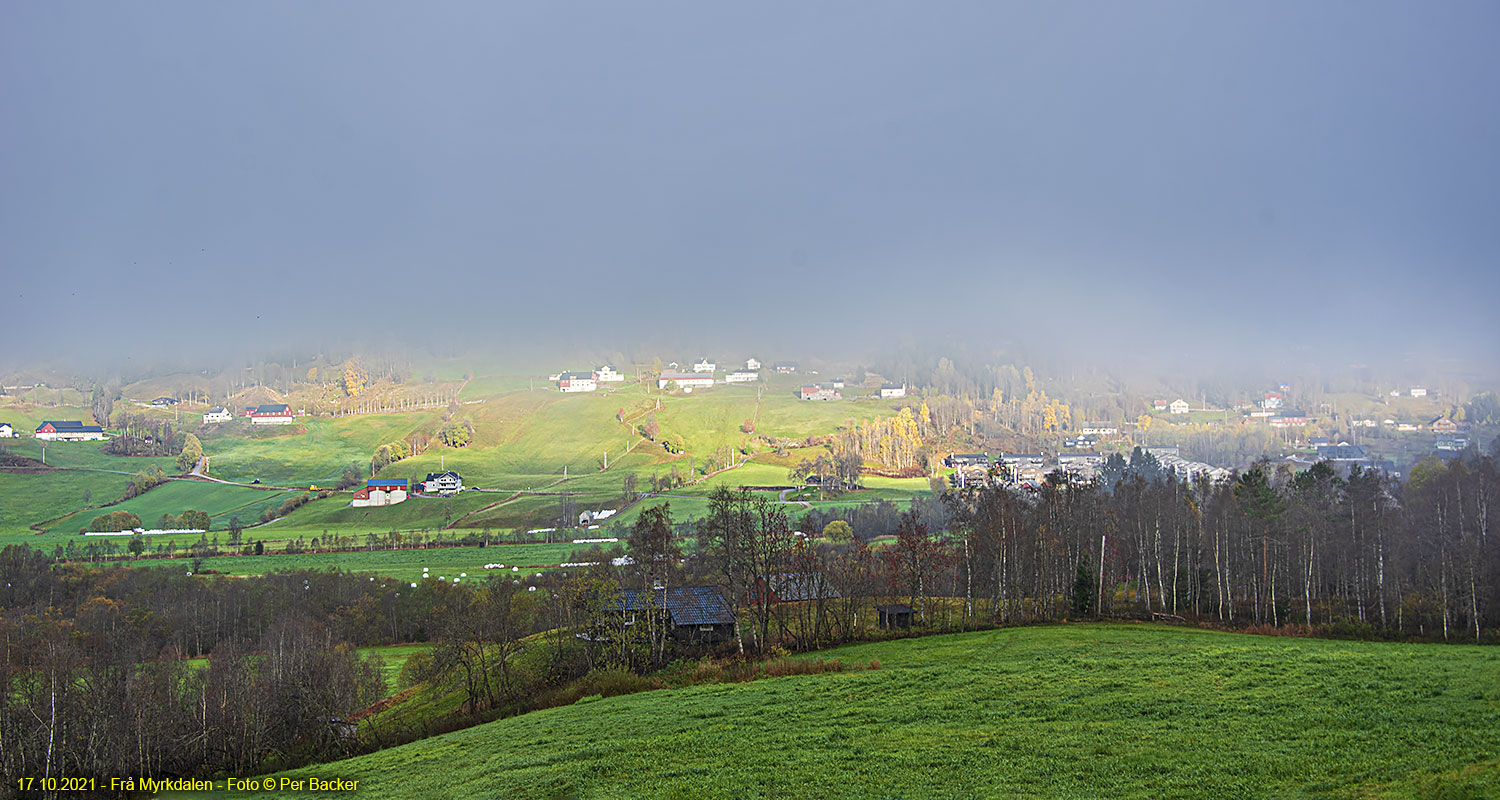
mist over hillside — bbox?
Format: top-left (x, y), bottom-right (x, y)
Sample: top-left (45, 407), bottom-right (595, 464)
top-left (4, 3), bottom-right (1498, 378)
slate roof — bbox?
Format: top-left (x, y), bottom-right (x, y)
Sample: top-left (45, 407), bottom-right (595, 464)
top-left (558, 372), bottom-right (594, 380)
top-left (618, 586), bottom-right (735, 626)
top-left (367, 478), bottom-right (408, 487)
top-left (253, 403), bottom-right (292, 414)
top-left (38, 420), bottom-right (103, 433)
top-left (425, 471), bottom-right (461, 481)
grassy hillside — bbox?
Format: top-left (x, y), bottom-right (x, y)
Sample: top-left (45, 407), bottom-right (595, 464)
top-left (188, 624), bottom-right (1500, 799)
top-left (200, 413), bottom-right (445, 486)
top-left (4, 376), bottom-right (929, 545)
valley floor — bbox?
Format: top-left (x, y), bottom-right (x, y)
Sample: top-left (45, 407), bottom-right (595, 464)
top-left (164, 624), bottom-right (1500, 799)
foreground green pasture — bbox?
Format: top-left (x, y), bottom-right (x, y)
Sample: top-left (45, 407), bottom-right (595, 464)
top-left (174, 542), bottom-right (581, 581)
top-left (186, 625), bottom-right (1500, 799)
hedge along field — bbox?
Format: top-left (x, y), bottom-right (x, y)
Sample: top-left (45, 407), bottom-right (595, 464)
top-left (175, 624), bottom-right (1500, 800)
top-left (172, 541), bottom-right (581, 581)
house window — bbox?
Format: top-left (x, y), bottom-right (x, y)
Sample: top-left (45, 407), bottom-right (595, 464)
top-left (699, 625), bottom-right (714, 631)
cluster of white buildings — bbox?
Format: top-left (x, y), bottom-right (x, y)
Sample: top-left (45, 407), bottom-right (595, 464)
top-left (553, 359), bottom-right (779, 393)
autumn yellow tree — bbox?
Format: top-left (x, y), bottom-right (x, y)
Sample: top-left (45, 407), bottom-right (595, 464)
top-left (342, 362), bottom-right (370, 397)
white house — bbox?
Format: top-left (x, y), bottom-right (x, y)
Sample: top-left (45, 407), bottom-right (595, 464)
top-left (725, 370), bottom-right (759, 383)
top-left (558, 372), bottom-right (597, 392)
top-left (879, 383), bottom-right (906, 399)
top-left (593, 365), bottom-right (623, 383)
top-left (692, 359), bottom-right (716, 374)
top-left (248, 403), bottom-right (295, 425)
top-left (352, 478), bottom-right (408, 507)
top-left (800, 385), bottom-right (841, 401)
top-left (34, 421), bottom-right (106, 441)
top-left (1169, 399), bottom-right (1190, 415)
top-left (658, 371), bottom-right (714, 390)
top-left (0, 423), bottom-right (12, 438)
top-left (1409, 387), bottom-right (1428, 397)
top-left (202, 407), bottom-right (232, 424)
top-left (422, 471), bottom-right (463, 494)
top-left (745, 358), bottom-right (762, 371)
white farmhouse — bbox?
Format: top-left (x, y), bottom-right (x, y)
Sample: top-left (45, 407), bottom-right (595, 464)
top-left (0, 422), bottom-right (12, 438)
top-left (725, 370), bottom-right (759, 383)
top-left (1169, 399), bottom-right (1190, 415)
top-left (593, 365), bottom-right (624, 383)
top-left (557, 372), bottom-right (598, 392)
top-left (1409, 387), bottom-right (1428, 397)
top-left (203, 407), bottom-right (233, 424)
top-left (692, 359), bottom-right (716, 374)
top-left (659, 371), bottom-right (714, 390)
top-left (422, 471), bottom-right (463, 494)
top-left (745, 358), bottom-right (762, 371)
top-left (880, 383), bottom-right (906, 399)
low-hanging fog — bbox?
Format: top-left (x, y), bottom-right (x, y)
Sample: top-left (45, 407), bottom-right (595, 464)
top-left (2, 2), bottom-right (1498, 379)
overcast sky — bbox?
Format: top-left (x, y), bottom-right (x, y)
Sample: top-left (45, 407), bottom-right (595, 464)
top-left (3, 2), bottom-right (1497, 374)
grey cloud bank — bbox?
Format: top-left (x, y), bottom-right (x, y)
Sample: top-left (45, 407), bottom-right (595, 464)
top-left (2, 2), bottom-right (1497, 373)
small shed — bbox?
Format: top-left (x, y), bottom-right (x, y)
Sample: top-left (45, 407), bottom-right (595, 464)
top-left (876, 603), bottom-right (914, 629)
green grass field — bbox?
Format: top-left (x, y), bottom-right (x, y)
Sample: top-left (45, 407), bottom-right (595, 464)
top-left (0, 469), bottom-right (134, 541)
top-left (3, 436), bottom-right (177, 473)
top-left (174, 542), bottom-right (582, 581)
top-left (200, 413), bottom-right (446, 486)
top-left (62, 480), bottom-right (294, 530)
top-left (172, 624), bottom-right (1500, 799)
